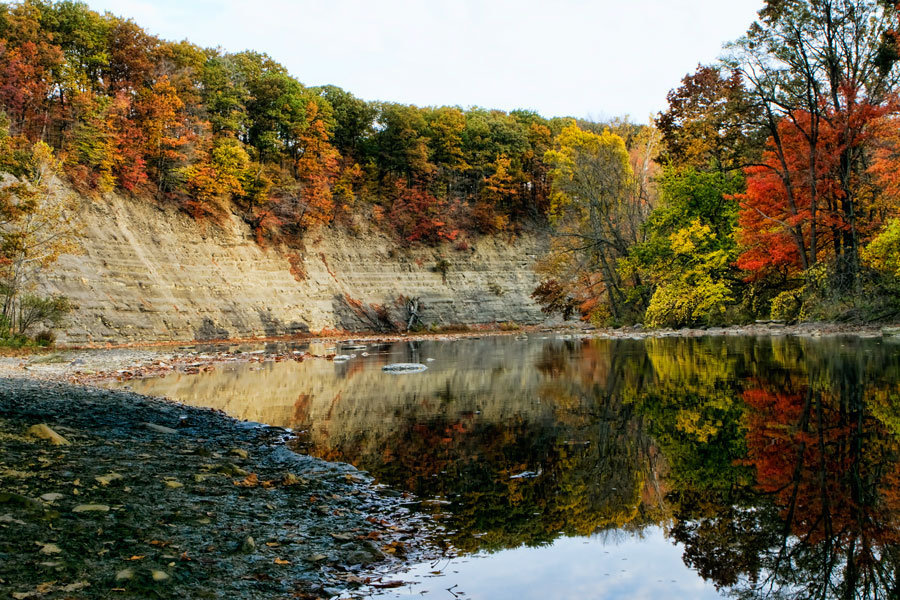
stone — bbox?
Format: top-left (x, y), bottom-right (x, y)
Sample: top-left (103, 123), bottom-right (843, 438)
top-left (37, 542), bottom-right (62, 555)
top-left (39, 493), bottom-right (64, 503)
top-left (241, 536), bottom-right (256, 553)
top-left (346, 550), bottom-right (380, 565)
top-left (115, 568), bottom-right (134, 581)
top-left (72, 504), bottom-right (109, 513)
top-left (151, 570), bottom-right (169, 582)
top-left (216, 463), bottom-right (248, 477)
top-left (281, 473), bottom-right (303, 486)
top-left (164, 480), bottom-right (183, 489)
top-left (0, 514), bottom-right (26, 525)
top-left (143, 423), bottom-right (178, 435)
top-left (228, 448), bottom-right (248, 459)
top-left (26, 424), bottom-right (70, 446)
top-left (95, 473), bottom-right (123, 486)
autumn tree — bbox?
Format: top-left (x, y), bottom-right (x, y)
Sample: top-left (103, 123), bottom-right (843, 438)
top-left (656, 64), bottom-right (759, 171)
top-left (0, 135), bottom-right (78, 337)
top-left (726, 0), bottom-right (900, 289)
top-left (134, 77), bottom-right (196, 196)
top-left (537, 123), bottom-right (645, 323)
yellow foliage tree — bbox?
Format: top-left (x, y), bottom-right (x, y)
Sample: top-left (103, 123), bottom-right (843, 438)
top-left (644, 220), bottom-right (733, 327)
top-left (0, 140), bottom-right (79, 335)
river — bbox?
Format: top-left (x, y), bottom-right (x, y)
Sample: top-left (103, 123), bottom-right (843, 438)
top-left (110, 334), bottom-right (900, 599)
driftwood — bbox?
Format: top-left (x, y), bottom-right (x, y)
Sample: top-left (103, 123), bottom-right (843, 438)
top-left (406, 297), bottom-right (423, 332)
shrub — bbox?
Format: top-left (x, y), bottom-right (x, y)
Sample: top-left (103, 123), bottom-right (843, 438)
top-left (17, 295), bottom-right (73, 335)
top-left (770, 290), bottom-right (802, 322)
top-left (34, 330), bottom-right (56, 347)
top-left (433, 258), bottom-right (450, 282)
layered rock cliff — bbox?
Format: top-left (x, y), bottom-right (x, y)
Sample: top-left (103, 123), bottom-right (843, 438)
top-left (38, 193), bottom-right (548, 345)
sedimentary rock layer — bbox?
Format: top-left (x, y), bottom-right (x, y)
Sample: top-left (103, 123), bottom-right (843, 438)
top-left (38, 193), bottom-right (547, 344)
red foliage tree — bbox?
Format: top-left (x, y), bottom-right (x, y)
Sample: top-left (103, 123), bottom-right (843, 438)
top-left (387, 178), bottom-right (459, 245)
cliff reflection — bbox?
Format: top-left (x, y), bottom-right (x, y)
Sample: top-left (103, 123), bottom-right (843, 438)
top-left (116, 335), bottom-right (900, 598)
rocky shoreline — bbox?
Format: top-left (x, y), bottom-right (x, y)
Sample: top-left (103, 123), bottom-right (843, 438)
top-left (0, 379), bottom-right (443, 599)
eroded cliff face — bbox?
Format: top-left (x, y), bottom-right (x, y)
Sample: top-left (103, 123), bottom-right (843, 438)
top-left (38, 193), bottom-right (547, 344)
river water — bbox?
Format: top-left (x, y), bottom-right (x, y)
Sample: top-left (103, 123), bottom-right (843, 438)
top-left (111, 334), bottom-right (900, 599)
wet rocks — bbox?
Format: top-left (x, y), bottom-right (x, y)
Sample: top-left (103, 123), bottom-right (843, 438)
top-left (0, 377), bottom-right (441, 599)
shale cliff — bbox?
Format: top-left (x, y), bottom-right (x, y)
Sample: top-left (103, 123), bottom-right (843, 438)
top-left (38, 193), bottom-right (548, 345)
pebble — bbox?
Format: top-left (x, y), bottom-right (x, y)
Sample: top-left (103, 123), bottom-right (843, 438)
top-left (72, 504), bottom-right (110, 513)
top-left (39, 493), bottom-right (64, 502)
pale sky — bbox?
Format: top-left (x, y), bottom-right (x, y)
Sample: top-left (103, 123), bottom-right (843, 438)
top-left (82, 0), bottom-right (764, 121)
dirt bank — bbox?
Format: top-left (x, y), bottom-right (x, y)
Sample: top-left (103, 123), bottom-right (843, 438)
top-left (0, 379), bottom-right (442, 599)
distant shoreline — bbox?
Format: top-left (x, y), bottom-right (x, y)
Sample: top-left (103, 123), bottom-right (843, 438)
top-left (0, 321), bottom-right (891, 387)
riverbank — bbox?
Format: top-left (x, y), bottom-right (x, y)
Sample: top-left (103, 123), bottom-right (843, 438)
top-left (0, 321), bottom-right (889, 386)
top-left (0, 379), bottom-right (442, 599)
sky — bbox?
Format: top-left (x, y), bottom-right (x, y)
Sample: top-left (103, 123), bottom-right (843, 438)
top-left (81, 0), bottom-right (764, 121)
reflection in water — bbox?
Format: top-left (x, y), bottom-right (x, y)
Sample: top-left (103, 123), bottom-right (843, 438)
top-left (114, 335), bottom-right (900, 599)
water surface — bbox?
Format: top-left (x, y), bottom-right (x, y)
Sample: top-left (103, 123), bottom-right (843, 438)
top-left (113, 335), bottom-right (900, 599)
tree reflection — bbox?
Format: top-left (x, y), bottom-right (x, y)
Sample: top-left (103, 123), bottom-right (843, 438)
top-left (290, 335), bottom-right (900, 598)
top-left (665, 338), bottom-right (900, 599)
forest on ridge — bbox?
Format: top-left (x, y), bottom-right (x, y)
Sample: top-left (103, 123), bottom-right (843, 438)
top-left (3, 0), bottom-right (900, 337)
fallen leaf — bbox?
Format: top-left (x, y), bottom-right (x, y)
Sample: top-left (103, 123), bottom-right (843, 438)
top-left (234, 473), bottom-right (259, 488)
top-left (125, 555), bottom-right (145, 561)
top-left (373, 580), bottom-right (404, 589)
top-left (274, 558), bottom-right (291, 565)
